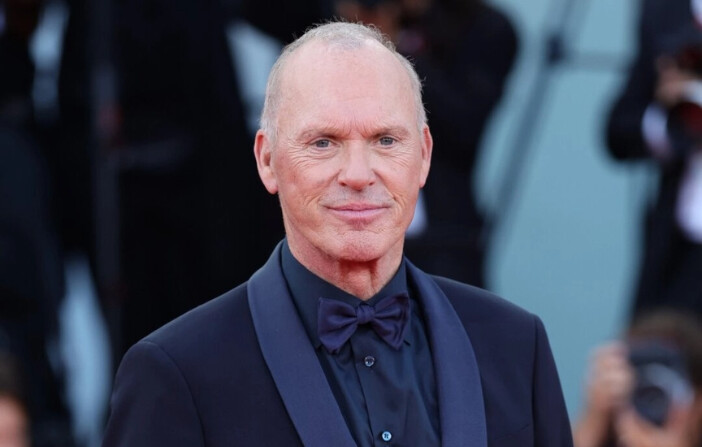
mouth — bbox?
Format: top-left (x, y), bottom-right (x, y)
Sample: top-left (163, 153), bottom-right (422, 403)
top-left (326, 203), bottom-right (390, 222)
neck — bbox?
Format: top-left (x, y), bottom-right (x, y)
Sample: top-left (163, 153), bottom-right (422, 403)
top-left (287, 238), bottom-right (403, 300)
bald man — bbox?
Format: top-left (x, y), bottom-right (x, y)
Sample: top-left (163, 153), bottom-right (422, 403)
top-left (103, 22), bottom-right (572, 447)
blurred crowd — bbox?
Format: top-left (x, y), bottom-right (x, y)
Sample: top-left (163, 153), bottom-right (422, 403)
top-left (1, 0), bottom-right (702, 445)
top-left (570, 0), bottom-right (702, 445)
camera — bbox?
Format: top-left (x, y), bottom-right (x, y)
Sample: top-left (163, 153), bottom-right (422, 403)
top-left (628, 340), bottom-right (694, 426)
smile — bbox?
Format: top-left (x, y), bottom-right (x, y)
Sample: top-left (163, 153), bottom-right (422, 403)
top-left (327, 203), bottom-right (390, 222)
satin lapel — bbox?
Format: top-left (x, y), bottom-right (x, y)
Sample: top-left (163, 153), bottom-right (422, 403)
top-left (407, 261), bottom-right (487, 447)
top-left (247, 243), bottom-right (356, 447)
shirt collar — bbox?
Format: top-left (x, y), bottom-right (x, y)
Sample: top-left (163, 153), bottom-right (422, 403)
top-left (281, 239), bottom-right (411, 349)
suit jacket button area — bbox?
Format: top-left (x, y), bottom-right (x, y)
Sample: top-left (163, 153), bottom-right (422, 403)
top-left (364, 356), bottom-right (376, 367)
top-left (380, 431), bottom-right (392, 442)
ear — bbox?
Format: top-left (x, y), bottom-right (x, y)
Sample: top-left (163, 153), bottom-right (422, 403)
top-left (419, 125), bottom-right (433, 188)
top-left (254, 130), bottom-right (278, 194)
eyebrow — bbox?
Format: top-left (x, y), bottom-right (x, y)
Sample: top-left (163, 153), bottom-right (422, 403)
top-left (296, 126), bottom-right (347, 142)
top-left (371, 126), bottom-right (411, 139)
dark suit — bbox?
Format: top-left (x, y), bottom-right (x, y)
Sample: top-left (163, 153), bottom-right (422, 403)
top-left (103, 243), bottom-right (572, 446)
top-left (110, 0), bottom-right (284, 356)
top-left (606, 0), bottom-right (702, 318)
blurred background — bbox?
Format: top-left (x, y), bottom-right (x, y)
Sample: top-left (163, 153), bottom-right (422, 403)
top-left (3, 0), bottom-right (702, 445)
top-left (483, 0), bottom-right (636, 419)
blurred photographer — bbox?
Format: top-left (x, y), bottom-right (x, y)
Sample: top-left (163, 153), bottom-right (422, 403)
top-left (573, 311), bottom-right (702, 447)
top-left (606, 0), bottom-right (702, 319)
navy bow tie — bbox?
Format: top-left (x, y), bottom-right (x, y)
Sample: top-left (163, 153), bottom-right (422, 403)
top-left (317, 293), bottom-right (410, 354)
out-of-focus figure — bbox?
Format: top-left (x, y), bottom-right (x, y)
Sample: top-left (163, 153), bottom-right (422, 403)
top-left (573, 310), bottom-right (702, 447)
top-left (606, 0), bottom-right (702, 319)
top-left (0, 353), bottom-right (29, 447)
top-left (108, 0), bottom-right (330, 358)
top-left (337, 0), bottom-right (518, 286)
top-left (0, 0), bottom-right (76, 444)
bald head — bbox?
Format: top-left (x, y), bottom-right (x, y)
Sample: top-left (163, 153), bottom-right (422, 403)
top-left (259, 22), bottom-right (427, 139)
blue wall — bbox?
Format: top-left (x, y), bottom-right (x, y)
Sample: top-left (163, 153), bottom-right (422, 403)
top-left (478, 0), bottom-right (645, 418)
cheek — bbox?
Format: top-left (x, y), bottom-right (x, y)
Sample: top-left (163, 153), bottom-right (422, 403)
top-left (286, 162), bottom-right (338, 198)
top-left (384, 162), bottom-right (423, 199)
top-left (279, 150), bottom-right (333, 185)
top-left (277, 168), bottom-right (328, 212)
top-left (381, 149), bottom-right (425, 179)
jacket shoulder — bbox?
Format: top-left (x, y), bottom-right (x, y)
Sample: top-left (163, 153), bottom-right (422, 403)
top-left (431, 276), bottom-right (572, 446)
top-left (140, 282), bottom-right (253, 360)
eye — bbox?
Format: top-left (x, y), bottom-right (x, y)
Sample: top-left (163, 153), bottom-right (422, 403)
top-left (379, 136), bottom-right (396, 146)
top-left (313, 139), bottom-right (332, 149)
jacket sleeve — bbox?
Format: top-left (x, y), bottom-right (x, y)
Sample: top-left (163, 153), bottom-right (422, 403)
top-left (532, 317), bottom-right (574, 447)
top-left (102, 340), bottom-right (205, 447)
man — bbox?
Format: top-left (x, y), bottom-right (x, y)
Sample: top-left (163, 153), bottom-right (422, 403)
top-left (606, 0), bottom-right (702, 321)
top-left (103, 22), bottom-right (572, 446)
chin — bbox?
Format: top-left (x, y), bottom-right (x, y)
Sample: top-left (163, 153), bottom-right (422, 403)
top-left (328, 233), bottom-right (400, 263)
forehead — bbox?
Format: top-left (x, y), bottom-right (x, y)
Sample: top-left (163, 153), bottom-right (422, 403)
top-left (277, 40), bottom-right (416, 131)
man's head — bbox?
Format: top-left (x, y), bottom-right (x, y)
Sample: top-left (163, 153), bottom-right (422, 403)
top-left (259, 22), bottom-right (427, 139)
top-left (254, 22), bottom-right (432, 276)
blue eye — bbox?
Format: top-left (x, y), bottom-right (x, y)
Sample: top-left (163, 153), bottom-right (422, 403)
top-left (379, 136), bottom-right (395, 146)
top-left (314, 139), bottom-right (332, 148)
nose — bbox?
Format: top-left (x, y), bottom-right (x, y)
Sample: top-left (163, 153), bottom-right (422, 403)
top-left (337, 144), bottom-right (375, 190)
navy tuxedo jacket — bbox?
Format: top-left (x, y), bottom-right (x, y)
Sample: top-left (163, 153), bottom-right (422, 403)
top-left (103, 244), bottom-right (572, 446)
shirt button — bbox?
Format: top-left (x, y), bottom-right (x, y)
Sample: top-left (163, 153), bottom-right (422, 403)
top-left (363, 355), bottom-right (375, 367)
top-left (381, 431), bottom-right (392, 442)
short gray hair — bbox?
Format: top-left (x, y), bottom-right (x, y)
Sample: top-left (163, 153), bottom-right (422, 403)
top-left (259, 22), bottom-right (427, 138)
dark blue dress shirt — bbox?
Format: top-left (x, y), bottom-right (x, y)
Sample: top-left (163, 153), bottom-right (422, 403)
top-left (281, 242), bottom-right (440, 446)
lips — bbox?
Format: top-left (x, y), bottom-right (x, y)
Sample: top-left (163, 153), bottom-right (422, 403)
top-left (326, 203), bottom-right (390, 222)
top-left (331, 203), bottom-right (387, 212)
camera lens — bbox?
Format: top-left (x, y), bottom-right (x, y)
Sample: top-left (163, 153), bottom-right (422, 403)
top-left (631, 383), bottom-right (669, 426)
top-left (628, 342), bottom-right (693, 427)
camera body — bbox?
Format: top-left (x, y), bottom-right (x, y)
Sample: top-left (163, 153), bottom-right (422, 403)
top-left (628, 340), bottom-right (694, 426)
